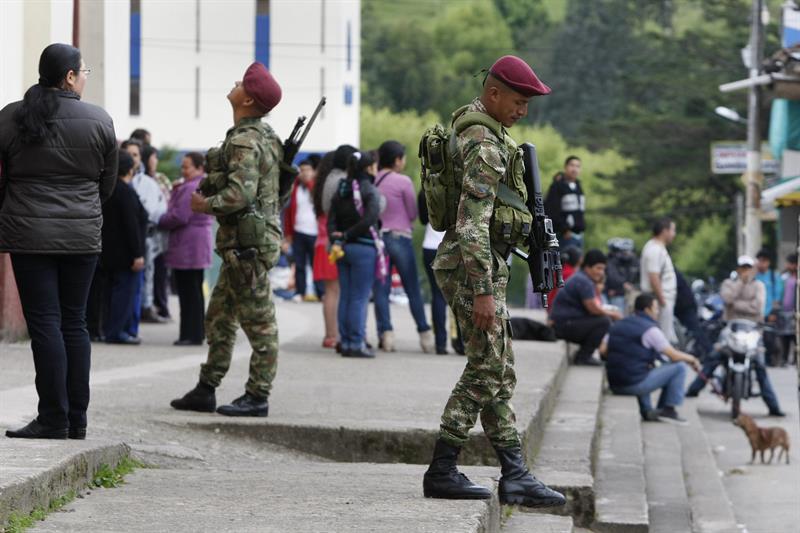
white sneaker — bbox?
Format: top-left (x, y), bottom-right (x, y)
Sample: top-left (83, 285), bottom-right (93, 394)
top-left (380, 331), bottom-right (396, 352)
top-left (420, 330), bottom-right (435, 354)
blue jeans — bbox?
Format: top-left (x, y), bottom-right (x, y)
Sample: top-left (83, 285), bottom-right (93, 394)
top-left (338, 243), bottom-right (376, 351)
top-left (612, 362), bottom-right (687, 415)
top-left (423, 247), bottom-right (447, 351)
top-left (686, 351), bottom-right (781, 412)
top-left (373, 233), bottom-right (430, 334)
top-left (128, 270), bottom-right (144, 337)
top-left (292, 231), bottom-right (322, 298)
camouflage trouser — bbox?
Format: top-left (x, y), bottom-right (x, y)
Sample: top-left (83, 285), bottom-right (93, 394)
top-left (434, 261), bottom-right (520, 450)
top-left (199, 250), bottom-right (278, 399)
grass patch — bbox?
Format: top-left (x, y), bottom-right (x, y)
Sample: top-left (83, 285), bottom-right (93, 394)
top-left (4, 490), bottom-right (76, 533)
top-left (3, 456), bottom-right (146, 532)
top-left (91, 457), bottom-right (146, 489)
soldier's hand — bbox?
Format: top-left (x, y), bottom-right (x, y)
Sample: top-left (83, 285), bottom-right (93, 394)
top-left (472, 294), bottom-right (496, 332)
top-left (131, 257), bottom-right (145, 272)
top-left (190, 192), bottom-right (208, 213)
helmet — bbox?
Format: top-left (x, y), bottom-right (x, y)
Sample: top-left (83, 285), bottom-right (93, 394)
top-left (607, 237), bottom-right (635, 253)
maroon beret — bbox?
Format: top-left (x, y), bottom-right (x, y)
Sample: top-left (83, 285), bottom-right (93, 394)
top-left (242, 62), bottom-right (282, 112)
top-left (489, 55), bottom-right (551, 97)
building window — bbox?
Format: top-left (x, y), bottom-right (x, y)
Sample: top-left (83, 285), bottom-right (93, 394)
top-left (130, 0), bottom-right (141, 116)
top-left (255, 0), bottom-right (270, 67)
top-left (346, 20), bottom-right (351, 71)
top-left (344, 84), bottom-right (353, 106)
top-left (320, 0), bottom-right (326, 53)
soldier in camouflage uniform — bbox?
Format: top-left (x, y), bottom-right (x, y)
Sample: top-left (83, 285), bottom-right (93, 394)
top-left (170, 62), bottom-right (284, 417)
top-left (423, 56), bottom-right (566, 507)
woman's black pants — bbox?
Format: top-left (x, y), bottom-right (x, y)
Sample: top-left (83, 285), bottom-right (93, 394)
top-left (11, 253), bottom-right (98, 430)
top-left (174, 269), bottom-right (205, 343)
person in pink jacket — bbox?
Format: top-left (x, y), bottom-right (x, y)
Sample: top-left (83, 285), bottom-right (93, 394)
top-left (159, 152), bottom-right (214, 345)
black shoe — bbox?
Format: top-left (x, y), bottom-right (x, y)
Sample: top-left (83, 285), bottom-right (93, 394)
top-left (69, 427), bottom-right (87, 440)
top-left (641, 410), bottom-right (661, 422)
top-left (769, 409), bottom-right (786, 417)
top-left (574, 357), bottom-right (602, 367)
top-left (423, 439), bottom-right (491, 500)
top-left (170, 382), bottom-right (216, 412)
top-left (6, 420), bottom-right (67, 439)
top-left (657, 407), bottom-right (688, 426)
top-left (173, 339), bottom-right (203, 346)
top-left (216, 393), bottom-right (269, 417)
top-left (685, 389), bottom-right (699, 398)
top-left (106, 334), bottom-right (141, 345)
top-left (436, 347), bottom-right (448, 355)
top-left (342, 347), bottom-right (376, 358)
top-left (495, 447), bottom-right (566, 507)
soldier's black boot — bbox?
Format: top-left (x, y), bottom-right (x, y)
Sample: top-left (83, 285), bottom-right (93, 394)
top-left (495, 447), bottom-right (566, 507)
top-left (423, 439), bottom-right (492, 499)
top-left (216, 392), bottom-right (269, 417)
top-left (170, 381), bottom-right (216, 412)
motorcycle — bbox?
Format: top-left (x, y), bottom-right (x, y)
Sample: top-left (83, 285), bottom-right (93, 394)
top-left (680, 279), bottom-right (724, 358)
top-left (712, 319), bottom-right (766, 418)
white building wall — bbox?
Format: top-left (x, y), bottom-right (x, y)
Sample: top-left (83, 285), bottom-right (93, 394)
top-left (1, 0), bottom-right (360, 153)
top-left (0, 1), bottom-right (25, 107)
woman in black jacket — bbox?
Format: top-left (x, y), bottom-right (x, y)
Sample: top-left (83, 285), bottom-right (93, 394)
top-left (328, 151), bottom-right (382, 358)
top-left (0, 44), bottom-right (118, 439)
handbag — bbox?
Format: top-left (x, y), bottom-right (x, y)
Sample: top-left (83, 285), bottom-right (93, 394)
top-left (351, 179), bottom-right (389, 282)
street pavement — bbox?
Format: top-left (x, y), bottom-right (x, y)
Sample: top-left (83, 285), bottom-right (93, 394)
top-left (695, 366), bottom-right (799, 533)
top-left (1, 298), bottom-right (562, 532)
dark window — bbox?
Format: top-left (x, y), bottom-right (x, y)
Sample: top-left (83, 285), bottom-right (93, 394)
top-left (255, 0), bottom-right (270, 66)
top-left (130, 0), bottom-right (141, 116)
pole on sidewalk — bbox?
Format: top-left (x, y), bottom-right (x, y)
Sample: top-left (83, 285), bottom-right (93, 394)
top-left (745, 0), bottom-right (764, 257)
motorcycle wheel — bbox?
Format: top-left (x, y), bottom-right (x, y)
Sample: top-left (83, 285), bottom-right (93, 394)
top-left (731, 372), bottom-right (745, 418)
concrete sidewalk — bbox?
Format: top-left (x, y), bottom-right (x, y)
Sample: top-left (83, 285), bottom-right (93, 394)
top-left (2, 299), bottom-right (565, 531)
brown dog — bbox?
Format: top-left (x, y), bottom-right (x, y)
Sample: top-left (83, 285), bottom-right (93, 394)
top-left (733, 413), bottom-right (790, 464)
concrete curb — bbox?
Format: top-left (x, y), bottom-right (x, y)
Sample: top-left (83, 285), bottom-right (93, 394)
top-left (160, 348), bottom-right (571, 468)
top-left (593, 395), bottom-right (649, 533)
top-left (678, 401), bottom-right (739, 533)
top-left (0, 441), bottom-right (129, 530)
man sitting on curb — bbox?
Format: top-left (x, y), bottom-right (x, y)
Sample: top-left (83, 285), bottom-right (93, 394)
top-left (685, 255), bottom-right (785, 417)
top-left (600, 293), bottom-right (701, 424)
top-left (550, 249), bottom-right (621, 366)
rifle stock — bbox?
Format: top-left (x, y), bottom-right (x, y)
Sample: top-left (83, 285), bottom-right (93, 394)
top-left (513, 142), bottom-right (563, 308)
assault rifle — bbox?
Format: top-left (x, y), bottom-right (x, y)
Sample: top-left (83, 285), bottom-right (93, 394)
top-left (279, 96), bottom-right (327, 203)
top-left (511, 143), bottom-right (564, 308)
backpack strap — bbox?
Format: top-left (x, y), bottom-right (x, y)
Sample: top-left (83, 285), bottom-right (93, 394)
top-left (453, 111), bottom-right (504, 140)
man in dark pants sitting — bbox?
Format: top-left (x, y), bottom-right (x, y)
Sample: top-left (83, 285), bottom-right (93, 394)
top-left (601, 293), bottom-right (701, 424)
top-left (550, 249), bottom-right (621, 365)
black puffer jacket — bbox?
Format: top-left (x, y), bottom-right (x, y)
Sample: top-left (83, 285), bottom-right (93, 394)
top-left (0, 91), bottom-right (117, 254)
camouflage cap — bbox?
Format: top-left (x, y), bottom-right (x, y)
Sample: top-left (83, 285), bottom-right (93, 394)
top-left (242, 62), bottom-right (282, 112)
top-left (489, 55), bottom-right (551, 97)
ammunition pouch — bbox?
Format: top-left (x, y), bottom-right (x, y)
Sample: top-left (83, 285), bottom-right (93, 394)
top-left (236, 208), bottom-right (269, 249)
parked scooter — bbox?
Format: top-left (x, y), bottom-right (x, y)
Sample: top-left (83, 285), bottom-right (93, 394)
top-left (681, 279), bottom-right (724, 359)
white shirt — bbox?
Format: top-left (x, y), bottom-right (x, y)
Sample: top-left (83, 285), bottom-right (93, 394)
top-left (640, 238), bottom-right (677, 301)
top-left (293, 185), bottom-right (318, 236)
top-left (422, 223), bottom-right (446, 250)
top-left (131, 172), bottom-right (167, 225)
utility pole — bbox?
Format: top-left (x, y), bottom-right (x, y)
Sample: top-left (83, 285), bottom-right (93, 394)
top-left (745, 0), bottom-right (764, 257)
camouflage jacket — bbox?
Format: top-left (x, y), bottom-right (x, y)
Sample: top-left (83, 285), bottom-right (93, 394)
top-left (434, 98), bottom-right (510, 297)
top-left (203, 117), bottom-right (283, 251)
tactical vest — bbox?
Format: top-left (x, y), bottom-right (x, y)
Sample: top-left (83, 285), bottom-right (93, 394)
top-left (219, 121), bottom-right (283, 249)
top-left (419, 105), bottom-right (532, 252)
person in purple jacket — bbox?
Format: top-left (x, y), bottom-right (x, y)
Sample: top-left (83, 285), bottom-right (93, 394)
top-left (372, 140), bottom-right (434, 354)
top-left (159, 152), bottom-right (214, 345)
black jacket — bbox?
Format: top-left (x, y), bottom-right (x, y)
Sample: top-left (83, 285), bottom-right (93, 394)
top-left (101, 180), bottom-right (147, 271)
top-left (328, 174), bottom-right (381, 242)
top-left (544, 176), bottom-right (586, 235)
top-left (0, 91), bottom-right (117, 254)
